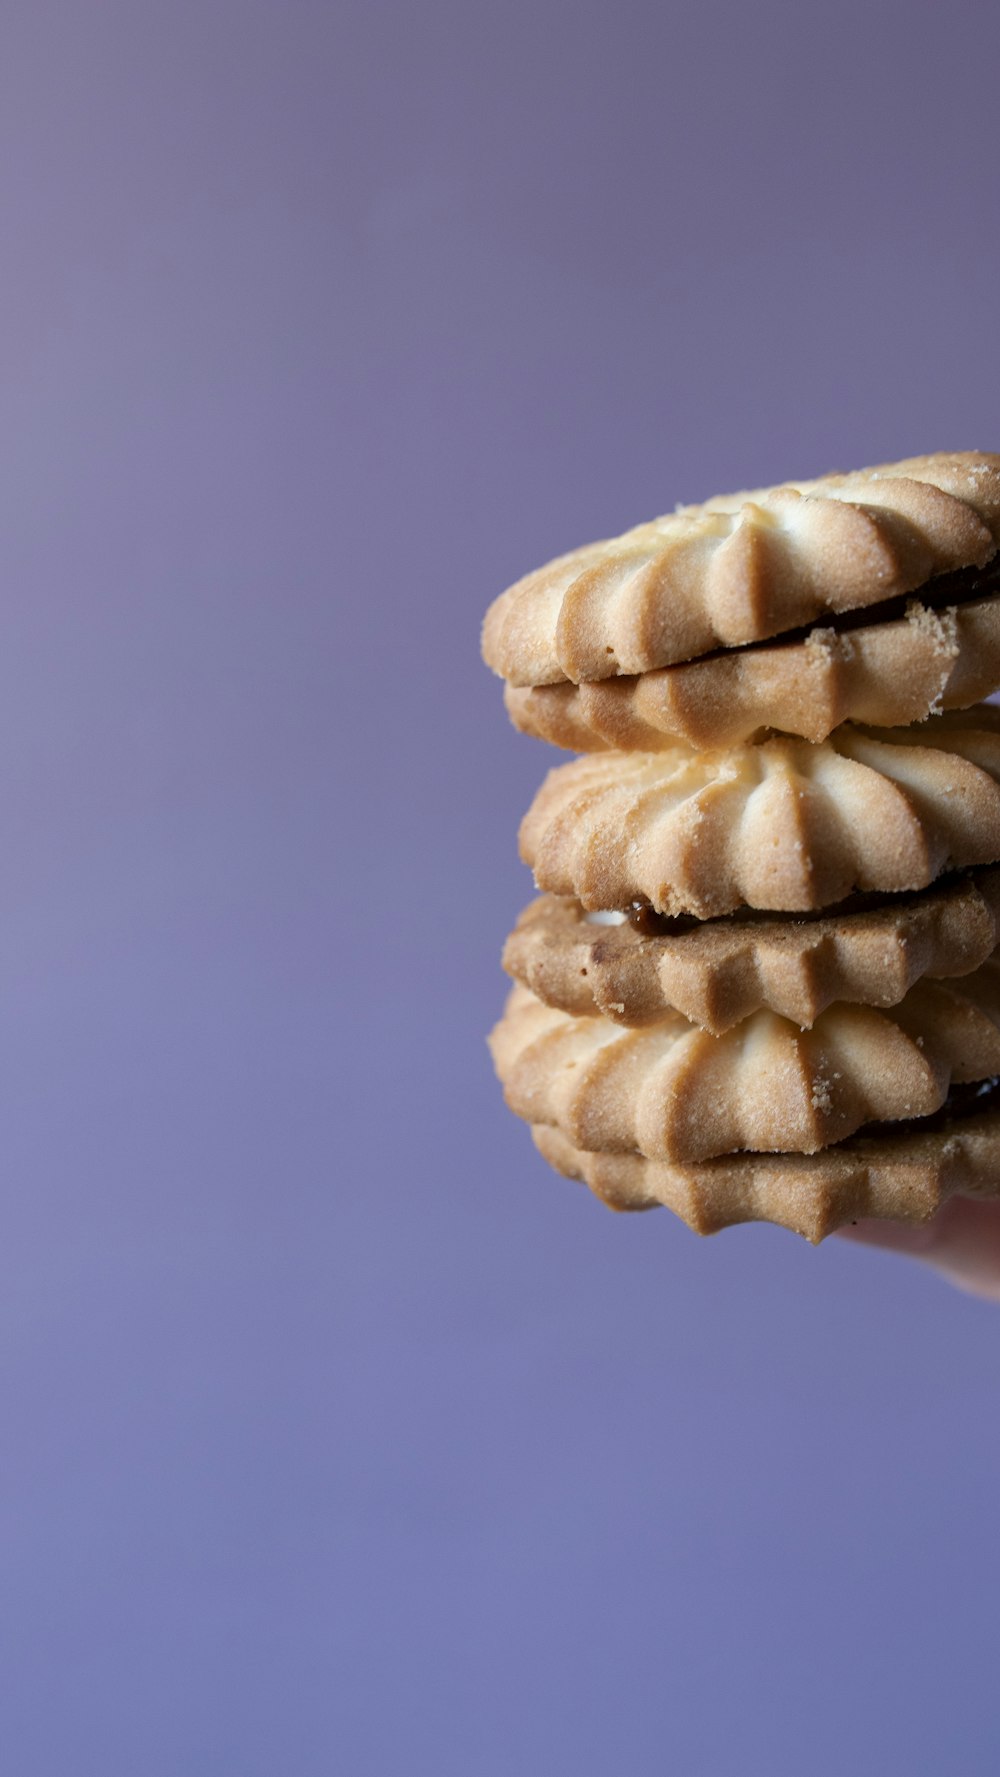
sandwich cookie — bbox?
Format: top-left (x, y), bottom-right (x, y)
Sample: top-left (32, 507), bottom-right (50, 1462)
top-left (520, 706), bottom-right (1000, 918)
top-left (502, 867), bottom-right (1000, 1034)
top-left (489, 967), bottom-right (1000, 1163)
top-left (483, 452), bottom-right (1000, 686)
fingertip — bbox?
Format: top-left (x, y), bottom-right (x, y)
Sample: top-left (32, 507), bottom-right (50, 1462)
top-left (835, 1197), bottom-right (1000, 1303)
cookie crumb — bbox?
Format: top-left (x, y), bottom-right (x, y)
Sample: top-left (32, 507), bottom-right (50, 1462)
top-left (811, 1076), bottom-right (833, 1113)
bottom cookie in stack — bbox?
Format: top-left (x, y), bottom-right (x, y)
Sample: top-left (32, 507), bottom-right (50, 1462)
top-left (489, 950), bottom-right (1000, 1242)
top-left (532, 1099), bottom-right (1000, 1245)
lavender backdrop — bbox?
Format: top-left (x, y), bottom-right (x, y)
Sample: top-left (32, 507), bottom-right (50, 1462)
top-left (0, 2), bottom-right (998, 1771)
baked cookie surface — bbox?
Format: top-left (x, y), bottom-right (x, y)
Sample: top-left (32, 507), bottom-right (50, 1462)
top-left (483, 452), bottom-right (1000, 686)
top-left (485, 449), bottom-right (1000, 1247)
top-left (504, 572), bottom-right (1000, 751)
top-left (503, 867), bottom-right (1000, 1033)
top-left (521, 705), bottom-right (1000, 917)
top-left (490, 967), bottom-right (1000, 1163)
top-left (532, 1098), bottom-right (1000, 1242)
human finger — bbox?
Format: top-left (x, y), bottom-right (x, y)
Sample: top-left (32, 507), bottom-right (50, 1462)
top-left (837, 1197), bottom-right (1000, 1302)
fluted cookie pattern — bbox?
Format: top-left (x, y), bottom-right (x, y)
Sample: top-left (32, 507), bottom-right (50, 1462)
top-left (520, 707), bottom-right (1000, 917)
top-left (532, 1112), bottom-right (1000, 1242)
top-left (504, 591), bottom-right (1000, 751)
top-left (503, 868), bottom-right (1000, 1033)
top-left (482, 452), bottom-right (1000, 686)
top-left (489, 970), bottom-right (1000, 1162)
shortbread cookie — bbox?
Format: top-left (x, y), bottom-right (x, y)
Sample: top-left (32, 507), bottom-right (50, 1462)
top-left (521, 706), bottom-right (1000, 917)
top-left (489, 970), bottom-right (1000, 1162)
top-left (531, 1092), bottom-right (1000, 1242)
top-left (503, 868), bottom-right (1000, 1034)
top-left (504, 576), bottom-right (1000, 751)
top-left (482, 452), bottom-right (1000, 686)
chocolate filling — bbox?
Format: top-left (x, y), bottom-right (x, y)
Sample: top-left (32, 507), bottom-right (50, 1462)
top-left (625, 870), bottom-right (980, 937)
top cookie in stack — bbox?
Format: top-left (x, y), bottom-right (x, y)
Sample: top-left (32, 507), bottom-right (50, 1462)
top-left (484, 452), bottom-right (1000, 1241)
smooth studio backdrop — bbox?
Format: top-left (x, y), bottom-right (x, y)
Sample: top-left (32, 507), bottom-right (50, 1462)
top-left (0, 2), bottom-right (998, 1772)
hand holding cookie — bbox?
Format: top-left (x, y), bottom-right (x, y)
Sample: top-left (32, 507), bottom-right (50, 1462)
top-left (485, 451), bottom-right (1000, 1259)
top-left (839, 1199), bottom-right (1000, 1301)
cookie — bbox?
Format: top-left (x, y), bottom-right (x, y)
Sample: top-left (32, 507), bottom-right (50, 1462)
top-left (520, 706), bottom-right (1000, 917)
top-left (531, 1097), bottom-right (1000, 1242)
top-left (502, 867), bottom-right (1000, 1034)
top-left (482, 452), bottom-right (1000, 686)
top-left (489, 968), bottom-right (1000, 1163)
top-left (503, 579), bottom-right (1000, 751)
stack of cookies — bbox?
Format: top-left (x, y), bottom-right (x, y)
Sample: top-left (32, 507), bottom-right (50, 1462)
top-left (484, 452), bottom-right (1000, 1241)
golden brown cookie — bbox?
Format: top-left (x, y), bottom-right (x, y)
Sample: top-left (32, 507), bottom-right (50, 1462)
top-left (531, 1102), bottom-right (1000, 1242)
top-left (502, 868), bottom-right (1000, 1034)
top-left (482, 452), bottom-right (1000, 687)
top-left (520, 706), bottom-right (1000, 917)
top-left (504, 583), bottom-right (1000, 751)
top-left (489, 969), bottom-right (1000, 1162)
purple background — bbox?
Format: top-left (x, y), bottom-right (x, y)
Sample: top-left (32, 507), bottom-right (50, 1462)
top-left (1, 2), bottom-right (998, 1770)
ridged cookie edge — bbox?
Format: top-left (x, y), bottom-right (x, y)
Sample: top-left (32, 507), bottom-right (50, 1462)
top-left (519, 708), bottom-right (1000, 917)
top-left (483, 452), bottom-right (1000, 686)
top-left (504, 590), bottom-right (1000, 751)
top-left (489, 969), bottom-right (1000, 1163)
top-left (532, 1111), bottom-right (1000, 1243)
top-left (502, 869), bottom-right (1000, 1033)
